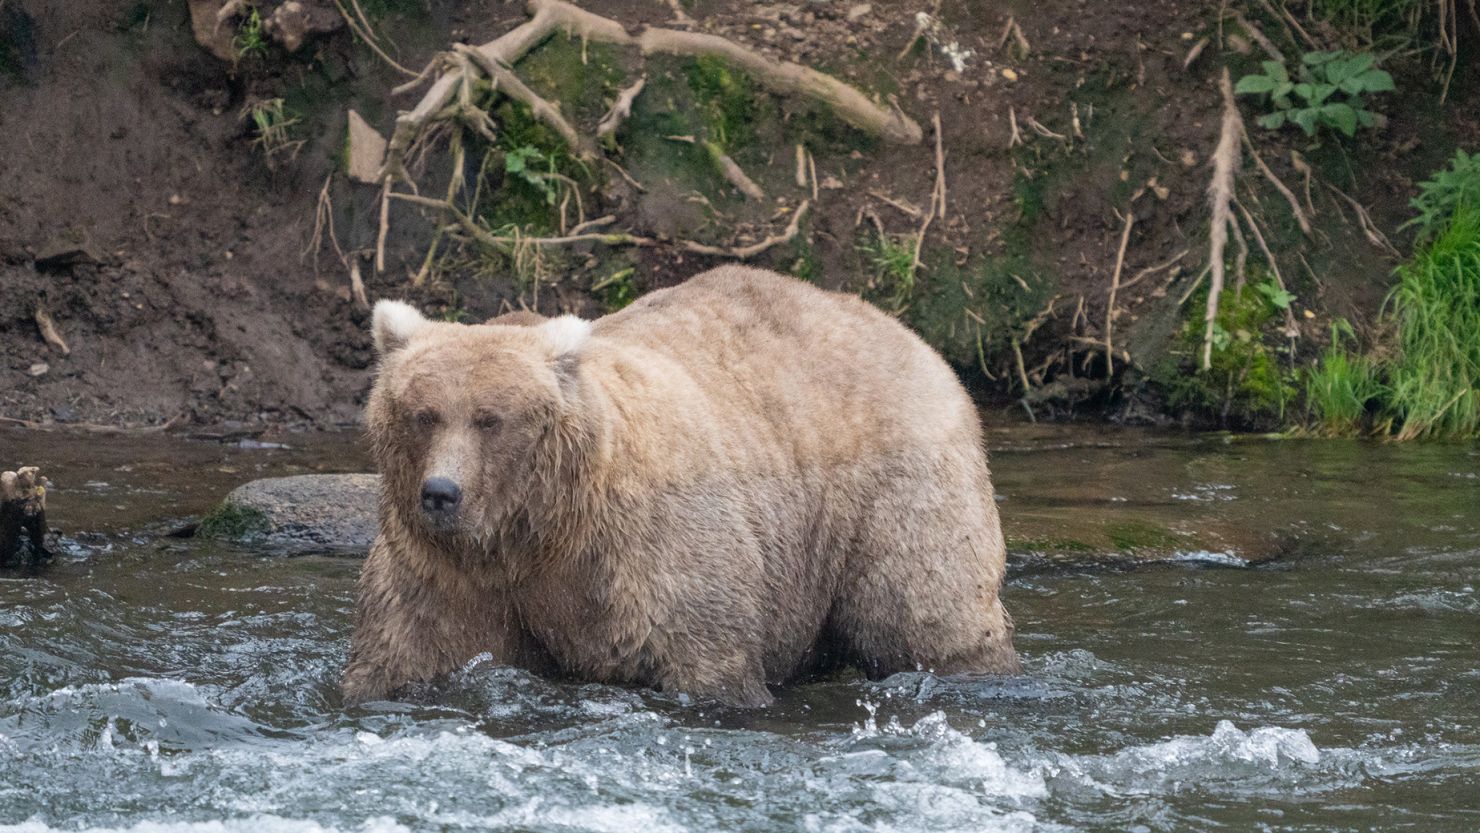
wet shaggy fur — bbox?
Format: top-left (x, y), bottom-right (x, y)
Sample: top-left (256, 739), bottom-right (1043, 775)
top-left (342, 267), bottom-right (1019, 706)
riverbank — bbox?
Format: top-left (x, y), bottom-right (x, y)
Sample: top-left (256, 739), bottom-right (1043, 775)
top-left (1, 1), bottom-right (1476, 433)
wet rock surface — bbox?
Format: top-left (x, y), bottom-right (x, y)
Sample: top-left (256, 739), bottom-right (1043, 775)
top-left (205, 473), bottom-right (379, 555)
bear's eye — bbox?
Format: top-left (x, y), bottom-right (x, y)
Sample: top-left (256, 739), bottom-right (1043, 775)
top-left (414, 409), bottom-right (441, 428)
top-left (474, 413), bottom-right (502, 432)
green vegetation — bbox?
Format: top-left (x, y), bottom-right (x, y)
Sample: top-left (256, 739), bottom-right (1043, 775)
top-left (1160, 280), bottom-right (1298, 425)
top-left (591, 267), bottom-right (639, 312)
top-left (232, 7), bottom-right (268, 61)
top-left (1381, 207), bottom-right (1480, 438)
top-left (1302, 150), bottom-right (1480, 439)
top-left (244, 98), bottom-right (303, 162)
top-left (197, 504), bottom-right (268, 541)
top-left (684, 56), bottom-right (756, 149)
top-left (858, 232), bottom-right (917, 313)
top-left (1304, 320), bottom-right (1384, 436)
top-left (1236, 51), bottom-right (1393, 137)
top-left (1405, 149), bottom-right (1480, 240)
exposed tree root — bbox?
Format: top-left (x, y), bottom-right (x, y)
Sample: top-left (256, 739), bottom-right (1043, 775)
top-left (1202, 69), bottom-right (1241, 372)
top-left (1104, 210), bottom-right (1135, 377)
top-left (597, 77), bottom-right (646, 140)
top-left (679, 201), bottom-right (810, 258)
top-left (386, 0), bottom-right (920, 184)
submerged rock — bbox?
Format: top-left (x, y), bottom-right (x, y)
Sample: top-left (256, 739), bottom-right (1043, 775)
top-left (201, 474), bottom-right (378, 555)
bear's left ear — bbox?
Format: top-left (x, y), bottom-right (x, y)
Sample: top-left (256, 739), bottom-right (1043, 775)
top-left (539, 315), bottom-right (592, 359)
top-left (372, 300), bottom-right (429, 356)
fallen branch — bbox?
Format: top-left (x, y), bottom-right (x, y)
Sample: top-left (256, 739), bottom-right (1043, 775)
top-left (1202, 69), bottom-right (1241, 372)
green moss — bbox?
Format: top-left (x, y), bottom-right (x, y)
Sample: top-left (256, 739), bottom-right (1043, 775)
top-left (197, 504), bottom-right (269, 541)
top-left (903, 248), bottom-right (1052, 373)
top-left (516, 36), bottom-right (625, 127)
top-left (684, 55), bottom-right (756, 149)
top-left (1007, 535), bottom-right (1099, 554)
top-left (1106, 520), bottom-right (1179, 552)
top-left (1156, 280), bottom-right (1299, 425)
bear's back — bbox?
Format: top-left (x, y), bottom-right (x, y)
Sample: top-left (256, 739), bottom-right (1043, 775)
top-left (592, 266), bottom-right (979, 456)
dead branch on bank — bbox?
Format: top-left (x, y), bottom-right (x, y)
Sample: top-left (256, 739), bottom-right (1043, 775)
top-left (385, 0), bottom-right (920, 184)
top-left (368, 0), bottom-right (917, 282)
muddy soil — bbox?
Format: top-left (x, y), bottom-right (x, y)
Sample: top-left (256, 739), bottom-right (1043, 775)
top-left (1, 0), bottom-right (1475, 430)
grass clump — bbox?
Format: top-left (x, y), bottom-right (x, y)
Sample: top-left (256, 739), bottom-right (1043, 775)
top-left (859, 232), bottom-right (918, 313)
top-left (1304, 320), bottom-right (1384, 435)
top-left (1381, 207), bottom-right (1480, 439)
top-left (1405, 149), bottom-right (1480, 241)
top-left (233, 7), bottom-right (268, 61)
top-left (1301, 151), bottom-right (1480, 439)
top-left (244, 98), bottom-right (303, 163)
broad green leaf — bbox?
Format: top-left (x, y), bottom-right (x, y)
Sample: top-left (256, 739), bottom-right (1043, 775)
top-left (1236, 74), bottom-right (1278, 94)
top-left (1356, 108), bottom-right (1376, 127)
top-left (1293, 82), bottom-right (1314, 101)
top-left (1291, 108), bottom-right (1320, 135)
top-left (1309, 83), bottom-right (1337, 104)
top-left (1274, 82), bottom-right (1294, 98)
top-left (1258, 111), bottom-right (1288, 129)
top-left (1261, 60), bottom-right (1289, 82)
top-left (1360, 69), bottom-right (1395, 92)
top-left (1303, 51), bottom-right (1338, 65)
top-left (1322, 102), bottom-right (1358, 136)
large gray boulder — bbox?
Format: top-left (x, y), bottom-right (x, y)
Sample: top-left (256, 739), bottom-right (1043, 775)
top-left (200, 474), bottom-right (379, 555)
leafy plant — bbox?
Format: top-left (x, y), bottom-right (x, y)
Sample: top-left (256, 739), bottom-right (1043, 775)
top-left (503, 145), bottom-right (560, 205)
top-left (1235, 51), bottom-right (1393, 137)
top-left (1405, 149), bottom-right (1480, 240)
top-left (232, 7), bottom-right (267, 60)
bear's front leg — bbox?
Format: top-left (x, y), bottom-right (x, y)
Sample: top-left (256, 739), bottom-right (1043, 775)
top-left (342, 533), bottom-right (541, 704)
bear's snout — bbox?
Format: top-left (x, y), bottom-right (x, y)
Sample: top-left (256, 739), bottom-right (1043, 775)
top-left (420, 477), bottom-right (462, 520)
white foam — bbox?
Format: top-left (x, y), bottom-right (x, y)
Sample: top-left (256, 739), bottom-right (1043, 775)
top-left (0, 816), bottom-right (412, 833)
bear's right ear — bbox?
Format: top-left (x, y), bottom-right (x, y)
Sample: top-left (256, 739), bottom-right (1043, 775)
top-left (372, 300), bottom-right (429, 356)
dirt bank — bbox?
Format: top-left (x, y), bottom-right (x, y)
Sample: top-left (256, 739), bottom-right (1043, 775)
top-left (1, 0), bottom-right (1475, 432)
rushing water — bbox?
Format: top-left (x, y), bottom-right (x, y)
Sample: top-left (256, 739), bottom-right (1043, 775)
top-left (1, 424), bottom-right (1476, 832)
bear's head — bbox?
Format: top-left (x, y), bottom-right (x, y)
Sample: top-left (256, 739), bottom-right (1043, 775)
top-left (366, 300), bottom-right (596, 549)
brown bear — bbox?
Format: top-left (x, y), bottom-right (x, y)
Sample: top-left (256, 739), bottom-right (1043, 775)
top-left (342, 266), bottom-right (1019, 706)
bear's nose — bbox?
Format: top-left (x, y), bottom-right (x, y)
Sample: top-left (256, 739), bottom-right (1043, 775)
top-left (420, 477), bottom-right (462, 515)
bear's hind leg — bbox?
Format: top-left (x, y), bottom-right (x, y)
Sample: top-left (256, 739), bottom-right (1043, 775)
top-left (830, 460), bottom-right (1020, 679)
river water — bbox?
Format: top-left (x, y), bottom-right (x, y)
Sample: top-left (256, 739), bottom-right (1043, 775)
top-left (1, 424), bottom-right (1476, 832)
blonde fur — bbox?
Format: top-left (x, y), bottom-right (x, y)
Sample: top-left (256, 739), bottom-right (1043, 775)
top-left (344, 267), bottom-right (1019, 706)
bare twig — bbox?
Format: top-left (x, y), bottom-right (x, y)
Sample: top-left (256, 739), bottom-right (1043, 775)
top-left (1119, 248), bottom-right (1189, 291)
top-left (1007, 106), bottom-right (1023, 148)
top-left (681, 201), bottom-right (811, 258)
top-left (1326, 184), bottom-right (1400, 256)
top-left (932, 111), bottom-right (947, 219)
